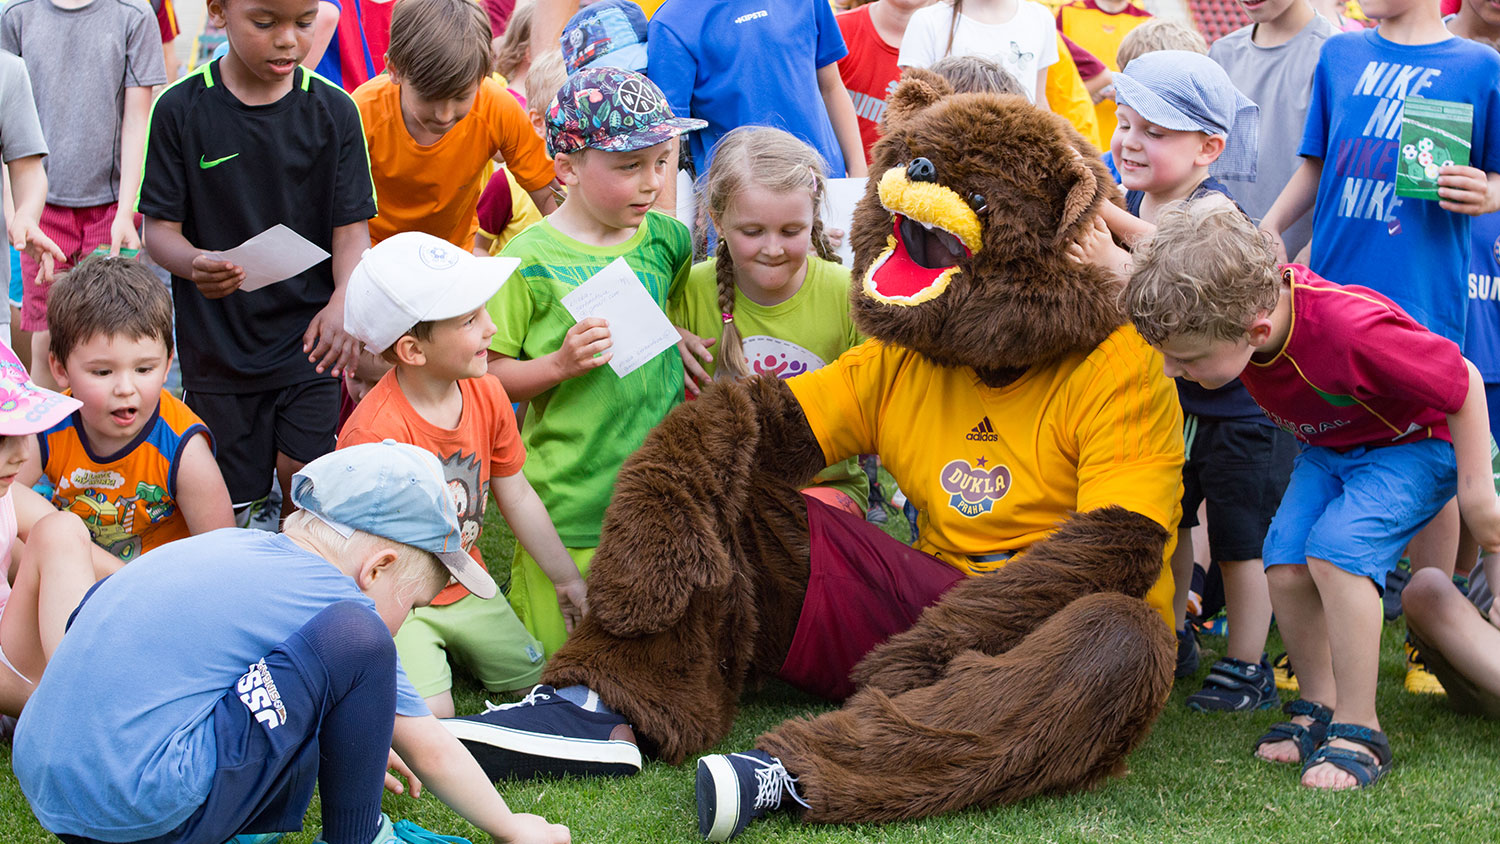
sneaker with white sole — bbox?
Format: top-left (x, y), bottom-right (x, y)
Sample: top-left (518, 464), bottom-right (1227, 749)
top-left (696, 749), bottom-right (811, 842)
top-left (442, 685), bottom-right (641, 781)
top-left (314, 813), bottom-right (471, 843)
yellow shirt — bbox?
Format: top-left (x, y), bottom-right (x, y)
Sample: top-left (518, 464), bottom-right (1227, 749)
top-left (788, 327), bottom-right (1183, 624)
top-left (1045, 33), bottom-right (1104, 152)
top-left (1057, 0), bottom-right (1152, 147)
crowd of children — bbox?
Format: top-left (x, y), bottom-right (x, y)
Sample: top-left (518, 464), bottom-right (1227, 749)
top-left (0, 0), bottom-right (1497, 838)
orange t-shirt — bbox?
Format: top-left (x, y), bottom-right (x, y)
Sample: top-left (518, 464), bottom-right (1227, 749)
top-left (353, 75), bottom-right (554, 247)
top-left (338, 371), bottom-right (526, 605)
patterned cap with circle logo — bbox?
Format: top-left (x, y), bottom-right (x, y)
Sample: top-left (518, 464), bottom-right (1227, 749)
top-left (545, 66), bottom-right (707, 157)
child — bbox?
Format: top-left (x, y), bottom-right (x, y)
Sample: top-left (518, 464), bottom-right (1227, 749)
top-left (486, 66), bottom-right (704, 656)
top-left (495, 0), bottom-right (535, 103)
top-left (897, 0), bottom-right (1061, 106)
top-left (1210, 0), bottom-right (1336, 261)
top-left (648, 0), bottom-right (868, 216)
top-left (0, 344), bottom-right (108, 717)
top-left (11, 441), bottom-right (572, 843)
top-left (1405, 547), bottom-right (1500, 718)
top-left (670, 127), bottom-right (868, 515)
top-left (354, 0), bottom-right (559, 250)
top-left (1125, 197), bottom-right (1500, 788)
top-left (1, 0), bottom-right (166, 389)
top-left (339, 231), bottom-right (589, 719)
top-left (1103, 53), bottom-right (1298, 710)
top-left (1056, 0), bottom-right (1151, 148)
top-left (1259, 0), bottom-right (1500, 692)
top-left (139, 0), bottom-right (371, 524)
top-left (837, 0), bottom-right (933, 165)
top-left (473, 50), bottom-right (566, 257)
top-left (22, 257), bottom-right (234, 561)
top-left (0, 48), bottom-right (65, 319)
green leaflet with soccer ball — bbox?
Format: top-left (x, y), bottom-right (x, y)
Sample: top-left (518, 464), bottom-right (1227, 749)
top-left (1396, 97), bottom-right (1472, 201)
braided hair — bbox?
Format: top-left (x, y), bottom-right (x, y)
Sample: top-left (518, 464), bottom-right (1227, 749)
top-left (698, 126), bottom-right (838, 379)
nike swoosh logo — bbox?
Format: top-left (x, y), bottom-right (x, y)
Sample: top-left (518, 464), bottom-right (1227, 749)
top-left (199, 153), bottom-right (239, 169)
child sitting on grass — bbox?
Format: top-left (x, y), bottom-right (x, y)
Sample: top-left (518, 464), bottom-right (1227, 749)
top-left (1125, 197), bottom-right (1500, 789)
top-left (340, 231), bottom-right (587, 719)
top-left (12, 441), bottom-right (572, 843)
top-left (21, 257), bottom-right (233, 561)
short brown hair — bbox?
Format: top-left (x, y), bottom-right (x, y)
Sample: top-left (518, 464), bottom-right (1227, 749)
top-left (377, 321), bottom-right (439, 364)
top-left (387, 0), bottom-right (493, 100)
top-left (48, 257), bottom-right (174, 366)
top-left (1124, 197), bottom-right (1280, 345)
top-left (1117, 20), bottom-right (1209, 69)
top-left (928, 55), bottom-right (1025, 96)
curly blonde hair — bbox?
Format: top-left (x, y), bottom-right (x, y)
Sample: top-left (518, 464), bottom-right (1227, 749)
top-left (1125, 197), bottom-right (1280, 345)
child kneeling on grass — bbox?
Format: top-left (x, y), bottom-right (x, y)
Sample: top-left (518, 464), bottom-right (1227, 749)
top-left (1124, 197), bottom-right (1500, 790)
top-left (12, 441), bottom-right (570, 844)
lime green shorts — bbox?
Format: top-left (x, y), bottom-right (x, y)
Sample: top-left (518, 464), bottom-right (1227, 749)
top-left (394, 593), bottom-right (546, 698)
top-left (509, 545), bottom-right (594, 658)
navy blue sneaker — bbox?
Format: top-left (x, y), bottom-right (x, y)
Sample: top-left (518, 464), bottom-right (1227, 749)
top-left (1187, 656), bottom-right (1279, 712)
top-left (442, 685), bottom-right (641, 781)
top-left (696, 749), bottom-right (810, 842)
top-left (1175, 627), bottom-right (1200, 679)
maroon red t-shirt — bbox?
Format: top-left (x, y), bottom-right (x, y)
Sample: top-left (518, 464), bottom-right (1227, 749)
top-left (837, 5), bottom-right (902, 165)
top-left (1239, 265), bottom-right (1469, 451)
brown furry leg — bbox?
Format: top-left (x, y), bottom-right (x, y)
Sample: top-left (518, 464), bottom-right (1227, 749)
top-left (852, 507), bottom-right (1168, 696)
top-left (542, 486), bottom-right (813, 766)
top-left (759, 591), bottom-right (1173, 824)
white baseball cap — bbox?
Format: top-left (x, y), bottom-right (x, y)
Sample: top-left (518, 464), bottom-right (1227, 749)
top-left (292, 440), bottom-right (498, 599)
top-left (344, 231), bottom-right (521, 354)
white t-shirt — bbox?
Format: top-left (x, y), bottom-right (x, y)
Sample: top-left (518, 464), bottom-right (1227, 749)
top-left (897, 1), bottom-right (1060, 103)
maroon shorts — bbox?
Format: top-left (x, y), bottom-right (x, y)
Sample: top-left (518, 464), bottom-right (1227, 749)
top-left (18, 202), bottom-right (124, 331)
top-left (778, 493), bottom-right (965, 701)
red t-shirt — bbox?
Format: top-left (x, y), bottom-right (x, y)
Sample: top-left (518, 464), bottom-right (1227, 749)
top-left (1239, 266), bottom-right (1469, 451)
top-left (837, 5), bottom-right (902, 165)
top-left (339, 372), bottom-right (526, 604)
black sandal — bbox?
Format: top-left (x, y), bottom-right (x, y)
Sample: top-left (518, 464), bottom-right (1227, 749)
top-left (1252, 699), bottom-right (1332, 763)
top-left (1301, 723), bottom-right (1392, 788)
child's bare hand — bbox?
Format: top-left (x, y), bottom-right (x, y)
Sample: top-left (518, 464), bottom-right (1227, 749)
top-left (384, 748), bottom-right (422, 798)
top-left (554, 578), bottom-right (589, 632)
top-left (189, 254), bottom-right (245, 298)
top-left (493, 814), bottom-right (570, 844)
top-left (824, 227), bottom-right (846, 251)
top-left (554, 317), bottom-right (611, 380)
top-left (1438, 165), bottom-right (1500, 216)
top-left (1067, 216), bottom-right (1131, 283)
top-left (304, 299), bottom-right (360, 378)
top-left (108, 214), bottom-right (141, 256)
top-left (1489, 600), bottom-right (1500, 629)
top-left (9, 219), bottom-right (64, 285)
top-left (675, 326), bottom-right (716, 396)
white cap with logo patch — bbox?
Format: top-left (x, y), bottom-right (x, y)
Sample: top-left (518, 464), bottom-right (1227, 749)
top-left (344, 231), bottom-right (521, 354)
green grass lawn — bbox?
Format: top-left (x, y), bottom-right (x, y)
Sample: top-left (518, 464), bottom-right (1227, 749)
top-left (3, 504), bottom-right (1499, 843)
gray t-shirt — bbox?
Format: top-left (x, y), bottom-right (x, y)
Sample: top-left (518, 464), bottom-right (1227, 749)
top-left (0, 49), bottom-right (47, 287)
top-left (0, 0), bottom-right (165, 207)
top-left (1209, 15), bottom-right (1336, 260)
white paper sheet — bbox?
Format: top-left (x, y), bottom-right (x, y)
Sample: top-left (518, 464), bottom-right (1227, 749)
top-left (203, 224), bottom-right (331, 292)
top-left (561, 257), bottom-right (679, 379)
top-left (820, 177), bottom-right (868, 266)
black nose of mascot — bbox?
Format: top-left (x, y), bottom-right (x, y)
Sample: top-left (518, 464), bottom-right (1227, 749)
top-left (907, 157), bottom-right (937, 183)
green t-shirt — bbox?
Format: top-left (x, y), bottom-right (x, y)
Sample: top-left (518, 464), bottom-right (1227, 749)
top-left (489, 211), bottom-right (691, 545)
top-left (669, 255), bottom-right (868, 509)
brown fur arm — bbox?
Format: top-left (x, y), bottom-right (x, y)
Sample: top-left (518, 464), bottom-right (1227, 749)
top-left (850, 506), bottom-right (1168, 696)
top-left (585, 376), bottom-right (828, 638)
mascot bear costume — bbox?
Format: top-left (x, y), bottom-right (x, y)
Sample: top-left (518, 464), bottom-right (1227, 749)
top-left (447, 71), bottom-right (1186, 838)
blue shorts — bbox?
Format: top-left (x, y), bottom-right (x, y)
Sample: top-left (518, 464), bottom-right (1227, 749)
top-left (8, 242), bottom-right (21, 309)
top-left (1262, 440), bottom-right (1456, 588)
top-left (61, 598), bottom-right (354, 843)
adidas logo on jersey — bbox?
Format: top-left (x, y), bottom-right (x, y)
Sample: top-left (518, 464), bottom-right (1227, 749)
top-left (967, 416), bottom-right (998, 442)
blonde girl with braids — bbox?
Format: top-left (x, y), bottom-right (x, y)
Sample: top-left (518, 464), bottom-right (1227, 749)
top-left (669, 127), bottom-right (868, 514)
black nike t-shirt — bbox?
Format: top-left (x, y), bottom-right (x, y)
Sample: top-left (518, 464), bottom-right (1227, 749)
top-left (139, 60), bottom-right (376, 393)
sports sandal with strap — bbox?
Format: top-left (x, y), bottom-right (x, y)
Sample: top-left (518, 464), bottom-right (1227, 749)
top-left (1253, 699), bottom-right (1333, 763)
top-left (1301, 723), bottom-right (1393, 789)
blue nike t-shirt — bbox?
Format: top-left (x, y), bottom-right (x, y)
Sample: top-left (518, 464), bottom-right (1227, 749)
top-left (648, 0), bottom-right (849, 178)
top-left (14, 529), bottom-right (427, 841)
top-left (1302, 30), bottom-right (1500, 345)
top-left (1465, 210), bottom-right (1500, 382)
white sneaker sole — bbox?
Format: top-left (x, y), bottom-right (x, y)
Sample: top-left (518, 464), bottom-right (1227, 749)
top-left (442, 719), bottom-right (642, 777)
top-left (698, 754), bottom-right (742, 842)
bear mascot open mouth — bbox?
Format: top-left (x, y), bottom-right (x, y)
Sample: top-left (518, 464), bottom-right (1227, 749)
top-left (441, 69), bottom-right (1184, 840)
